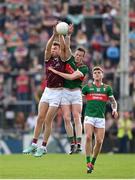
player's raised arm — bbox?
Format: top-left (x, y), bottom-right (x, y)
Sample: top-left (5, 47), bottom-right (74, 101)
top-left (64, 24), bottom-right (74, 60)
top-left (59, 35), bottom-right (66, 61)
top-left (44, 26), bottom-right (59, 61)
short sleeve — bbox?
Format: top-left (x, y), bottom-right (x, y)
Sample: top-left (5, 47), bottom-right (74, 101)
top-left (79, 65), bottom-right (89, 76)
top-left (82, 84), bottom-right (89, 95)
top-left (107, 85), bottom-right (113, 97)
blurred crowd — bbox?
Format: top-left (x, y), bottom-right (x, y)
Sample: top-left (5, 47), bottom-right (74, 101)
top-left (0, 0), bottom-right (135, 152)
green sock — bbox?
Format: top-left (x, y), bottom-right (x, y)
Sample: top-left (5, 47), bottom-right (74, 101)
top-left (86, 156), bottom-right (91, 164)
top-left (91, 157), bottom-right (96, 165)
top-left (68, 136), bottom-right (74, 144)
top-left (76, 137), bottom-right (81, 144)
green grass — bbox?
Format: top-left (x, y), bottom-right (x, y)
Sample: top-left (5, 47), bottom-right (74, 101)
top-left (0, 154), bottom-right (135, 179)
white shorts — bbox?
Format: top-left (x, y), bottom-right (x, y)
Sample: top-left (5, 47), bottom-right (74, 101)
top-left (84, 116), bottom-right (105, 128)
top-left (61, 88), bottom-right (82, 105)
top-left (40, 87), bottom-right (63, 107)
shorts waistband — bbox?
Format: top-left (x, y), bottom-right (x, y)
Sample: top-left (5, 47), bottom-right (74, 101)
top-left (47, 87), bottom-right (63, 90)
top-left (64, 88), bottom-right (81, 91)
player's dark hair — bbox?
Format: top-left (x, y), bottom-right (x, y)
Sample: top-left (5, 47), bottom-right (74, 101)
top-left (76, 47), bottom-right (86, 56)
top-left (53, 41), bottom-right (60, 47)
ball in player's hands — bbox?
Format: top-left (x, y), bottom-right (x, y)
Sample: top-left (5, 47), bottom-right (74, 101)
top-left (56, 22), bottom-right (69, 35)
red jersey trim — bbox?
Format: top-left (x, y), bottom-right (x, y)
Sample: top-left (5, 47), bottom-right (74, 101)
top-left (85, 93), bottom-right (109, 102)
top-left (65, 64), bottom-right (84, 81)
top-left (65, 64), bottom-right (74, 74)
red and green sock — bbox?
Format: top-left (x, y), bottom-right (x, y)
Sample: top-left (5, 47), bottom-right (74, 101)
top-left (68, 136), bottom-right (75, 145)
top-left (86, 156), bottom-right (96, 165)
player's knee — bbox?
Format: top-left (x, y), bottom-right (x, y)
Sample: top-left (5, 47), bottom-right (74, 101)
top-left (86, 134), bottom-right (92, 142)
top-left (73, 112), bottom-right (81, 120)
top-left (96, 138), bottom-right (103, 145)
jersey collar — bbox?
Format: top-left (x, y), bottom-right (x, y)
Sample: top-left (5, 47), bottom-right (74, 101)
top-left (93, 81), bottom-right (103, 87)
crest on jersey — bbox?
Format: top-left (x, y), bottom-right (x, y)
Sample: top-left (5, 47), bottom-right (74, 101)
top-left (97, 88), bottom-right (100, 92)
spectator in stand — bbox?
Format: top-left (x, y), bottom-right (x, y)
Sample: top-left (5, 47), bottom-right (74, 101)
top-left (129, 27), bottom-right (135, 50)
top-left (16, 69), bottom-right (30, 112)
top-left (117, 112), bottom-right (133, 153)
top-left (106, 40), bottom-right (120, 66)
top-left (15, 111), bottom-right (25, 131)
top-left (25, 112), bottom-right (37, 132)
top-left (16, 68), bottom-right (29, 100)
top-left (14, 41), bottom-right (28, 59)
top-left (129, 7), bottom-right (135, 30)
top-left (90, 29), bottom-right (104, 52)
top-left (75, 30), bottom-right (88, 48)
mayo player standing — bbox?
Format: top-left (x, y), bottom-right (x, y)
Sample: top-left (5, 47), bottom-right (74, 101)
top-left (82, 66), bottom-right (118, 173)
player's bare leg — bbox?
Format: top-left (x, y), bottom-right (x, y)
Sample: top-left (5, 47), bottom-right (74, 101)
top-left (62, 105), bottom-right (75, 154)
top-left (43, 106), bottom-right (58, 142)
top-left (23, 102), bottom-right (49, 154)
top-left (88, 128), bottom-right (105, 172)
top-left (34, 106), bottom-right (58, 157)
top-left (84, 123), bottom-right (94, 173)
top-left (33, 102), bottom-right (49, 139)
top-left (92, 128), bottom-right (105, 161)
top-left (72, 104), bottom-right (82, 152)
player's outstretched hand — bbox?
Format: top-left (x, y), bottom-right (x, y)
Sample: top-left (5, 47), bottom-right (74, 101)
top-left (53, 22), bottom-right (59, 35)
top-left (112, 110), bottom-right (118, 119)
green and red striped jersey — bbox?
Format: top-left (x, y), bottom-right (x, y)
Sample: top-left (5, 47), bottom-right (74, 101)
top-left (82, 83), bottom-right (113, 118)
top-left (64, 56), bottom-right (88, 89)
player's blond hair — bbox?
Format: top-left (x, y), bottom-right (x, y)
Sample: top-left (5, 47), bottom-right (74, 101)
top-left (92, 66), bottom-right (104, 73)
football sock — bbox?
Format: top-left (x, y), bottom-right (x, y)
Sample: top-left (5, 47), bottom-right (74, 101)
top-left (76, 137), bottom-right (81, 145)
top-left (42, 141), bottom-right (47, 147)
top-left (68, 136), bottom-right (75, 144)
top-left (86, 156), bottom-right (91, 164)
top-left (32, 138), bottom-right (38, 144)
top-left (91, 157), bottom-right (96, 165)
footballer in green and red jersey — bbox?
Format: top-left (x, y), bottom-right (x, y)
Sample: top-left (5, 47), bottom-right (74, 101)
top-left (48, 46), bottom-right (88, 154)
top-left (64, 55), bottom-right (88, 89)
top-left (82, 66), bottom-right (118, 174)
top-left (82, 82), bottom-right (113, 119)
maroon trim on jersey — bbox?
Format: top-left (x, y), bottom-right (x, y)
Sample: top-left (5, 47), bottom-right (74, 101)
top-left (85, 93), bottom-right (109, 102)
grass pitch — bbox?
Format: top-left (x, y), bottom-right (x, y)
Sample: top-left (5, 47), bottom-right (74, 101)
top-left (0, 153), bottom-right (135, 179)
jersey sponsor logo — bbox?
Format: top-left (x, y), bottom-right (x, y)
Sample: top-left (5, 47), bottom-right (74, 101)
top-left (85, 93), bottom-right (109, 102)
top-left (89, 88), bottom-right (94, 91)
